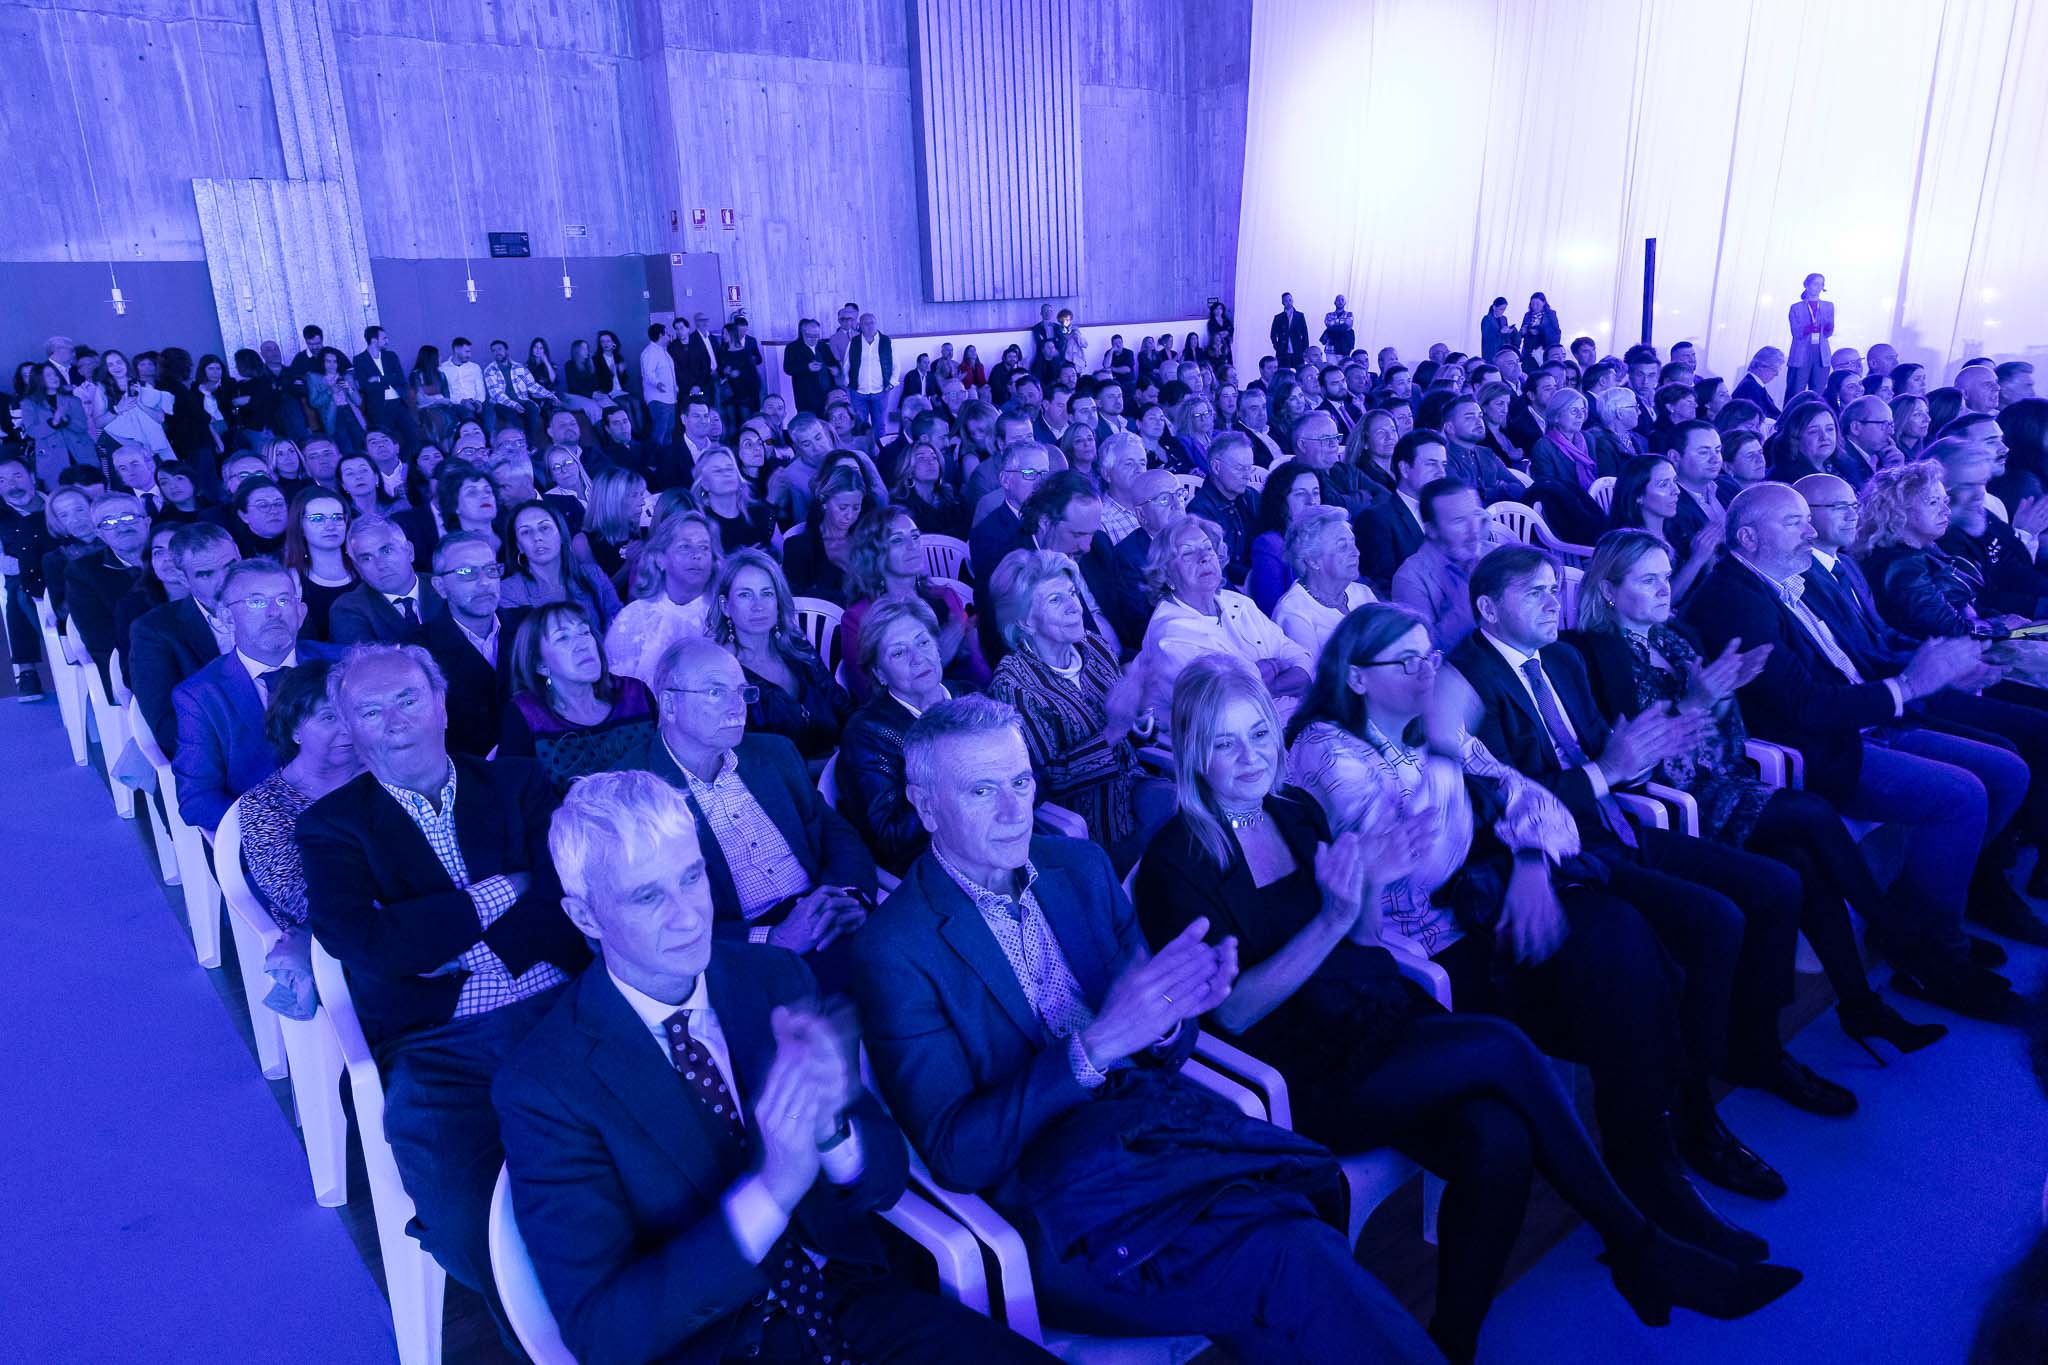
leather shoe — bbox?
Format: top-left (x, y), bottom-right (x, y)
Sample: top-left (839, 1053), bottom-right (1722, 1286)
top-left (1610, 1157), bottom-right (1770, 1263)
top-left (1678, 1112), bottom-right (1788, 1201)
top-left (1892, 964), bottom-right (2019, 1023)
top-left (1967, 873), bottom-right (2048, 946)
top-left (1726, 1050), bottom-right (1858, 1118)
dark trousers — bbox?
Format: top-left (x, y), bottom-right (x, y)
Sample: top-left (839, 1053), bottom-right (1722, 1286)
top-left (1438, 887), bottom-right (1683, 1160)
top-left (1612, 829), bottom-right (1802, 1074)
top-left (1744, 787), bottom-right (1895, 1002)
top-left (1296, 1010), bottom-right (1641, 1363)
top-left (4, 577), bottom-right (40, 667)
top-left (380, 988), bottom-right (565, 1316)
top-left (1025, 1186), bottom-right (1441, 1365)
top-left (745, 1272), bottom-right (1057, 1364)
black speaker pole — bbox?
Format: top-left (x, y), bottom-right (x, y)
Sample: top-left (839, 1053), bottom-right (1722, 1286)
top-left (1641, 237), bottom-right (1657, 347)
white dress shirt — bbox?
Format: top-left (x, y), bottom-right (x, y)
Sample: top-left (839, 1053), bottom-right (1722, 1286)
top-left (441, 359), bottom-right (486, 406)
top-left (235, 646), bottom-right (296, 704)
top-left (1732, 553), bottom-right (1905, 716)
top-left (1478, 629), bottom-right (1616, 796)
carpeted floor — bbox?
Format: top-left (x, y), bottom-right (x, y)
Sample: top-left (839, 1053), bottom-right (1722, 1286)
top-left (0, 698), bottom-right (396, 1363)
top-left (1476, 939), bottom-right (2048, 1364)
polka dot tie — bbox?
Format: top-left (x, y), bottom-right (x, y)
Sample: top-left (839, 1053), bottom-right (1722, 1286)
top-left (663, 1010), bottom-right (865, 1365)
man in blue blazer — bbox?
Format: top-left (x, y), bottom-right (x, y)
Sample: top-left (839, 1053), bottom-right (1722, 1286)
top-left (300, 642), bottom-right (590, 1326)
top-left (622, 637), bottom-right (875, 972)
top-left (848, 695), bottom-right (1443, 1364)
top-left (128, 522), bottom-right (240, 756)
top-left (494, 770), bottom-right (1051, 1365)
top-left (169, 557), bottom-right (341, 832)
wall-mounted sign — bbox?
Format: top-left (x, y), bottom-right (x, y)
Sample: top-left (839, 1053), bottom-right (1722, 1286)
top-left (720, 208), bottom-right (737, 231)
top-left (671, 252), bottom-right (683, 265)
top-left (691, 208), bottom-right (708, 229)
top-left (727, 284), bottom-right (743, 305)
top-left (487, 231), bottom-right (530, 258)
top-left (564, 224), bottom-right (588, 238)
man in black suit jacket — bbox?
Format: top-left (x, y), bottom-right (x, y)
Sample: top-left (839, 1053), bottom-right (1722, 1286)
top-left (974, 471), bottom-right (1122, 664)
top-left (672, 311), bottom-right (722, 407)
top-left (1188, 433), bottom-right (1260, 584)
top-left (967, 444), bottom-right (1037, 583)
top-left (848, 697), bottom-right (1440, 1363)
top-left (128, 522), bottom-right (240, 754)
top-left (1684, 484), bottom-right (2038, 1000)
top-left (299, 644), bottom-right (591, 1319)
top-left (352, 325), bottom-right (419, 449)
top-left (1731, 348), bottom-right (1784, 421)
top-left (1107, 469), bottom-right (1184, 648)
top-left (1355, 431), bottom-right (1446, 592)
top-left (493, 771), bottom-right (1052, 1365)
top-left (65, 491), bottom-right (151, 689)
top-left (1452, 545), bottom-right (1828, 1207)
top-left (423, 531), bottom-right (523, 758)
top-left (1269, 291), bottom-right (1309, 370)
top-left (782, 318), bottom-right (832, 417)
top-left (623, 639), bottom-right (875, 981)
top-left (330, 517), bottom-right (444, 644)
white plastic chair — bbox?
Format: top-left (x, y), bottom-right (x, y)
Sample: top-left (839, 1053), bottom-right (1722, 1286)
top-left (1245, 464), bottom-right (1271, 493)
top-left (487, 1162), bottom-right (991, 1365)
top-left (33, 593), bottom-right (88, 765)
top-left (792, 596), bottom-right (847, 676)
top-left (922, 533), bottom-right (971, 584)
top-left (1173, 472), bottom-right (1206, 502)
top-left (1486, 500), bottom-right (1542, 545)
top-left (1558, 565), bottom-right (1586, 629)
top-left (218, 798), bottom-right (351, 1206)
top-left (127, 697), bottom-right (222, 967)
top-left (1589, 475), bottom-right (1617, 512)
top-left (311, 943), bottom-right (447, 1365)
top-left (78, 640), bottom-right (136, 818)
top-left (124, 696), bottom-right (183, 884)
top-left (929, 576), bottom-right (973, 609)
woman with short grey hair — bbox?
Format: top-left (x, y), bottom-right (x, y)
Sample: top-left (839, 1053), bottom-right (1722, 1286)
top-left (1272, 504), bottom-right (1376, 659)
top-left (986, 548), bottom-right (1157, 864)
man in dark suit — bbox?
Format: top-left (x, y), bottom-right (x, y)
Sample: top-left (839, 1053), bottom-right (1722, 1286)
top-left (1356, 431), bottom-right (1447, 592)
top-left (671, 311), bottom-right (722, 409)
top-left (171, 558), bottom-right (341, 831)
top-left (1451, 544), bottom-right (1825, 1203)
top-left (300, 642), bottom-right (591, 1323)
top-left (1732, 347), bottom-right (1785, 421)
top-left (1187, 432), bottom-right (1259, 584)
top-left (623, 639), bottom-right (875, 976)
top-left (592, 404), bottom-right (649, 480)
top-left (782, 318), bottom-right (832, 418)
top-left (848, 696), bottom-right (1440, 1363)
top-left (1685, 483), bottom-right (2035, 1006)
top-left (975, 472), bottom-right (1121, 664)
top-left (352, 325), bottom-right (418, 449)
top-left (967, 444), bottom-right (1041, 584)
top-left (64, 491), bottom-right (151, 688)
top-left (330, 517), bottom-right (444, 644)
top-left (422, 531), bottom-right (522, 758)
top-left (129, 522), bottom-right (240, 755)
top-left (1108, 469), bottom-right (1183, 647)
top-left (493, 770), bottom-right (1053, 1365)
top-left (1269, 291), bottom-right (1309, 370)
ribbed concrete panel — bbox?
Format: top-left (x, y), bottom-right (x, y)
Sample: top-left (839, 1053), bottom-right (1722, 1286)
top-left (193, 178), bottom-right (376, 354)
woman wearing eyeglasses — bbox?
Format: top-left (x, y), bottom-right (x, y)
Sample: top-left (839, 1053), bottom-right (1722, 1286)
top-left (282, 488), bottom-right (355, 641)
top-left (1137, 652), bottom-right (1798, 1365)
top-left (1143, 514), bottom-right (1312, 717)
top-left (502, 600), bottom-right (658, 790)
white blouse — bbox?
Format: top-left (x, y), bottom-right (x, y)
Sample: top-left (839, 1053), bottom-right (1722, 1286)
top-left (1272, 580), bottom-right (1377, 662)
top-left (1142, 590), bottom-right (1313, 714)
top-left (604, 594), bottom-right (711, 684)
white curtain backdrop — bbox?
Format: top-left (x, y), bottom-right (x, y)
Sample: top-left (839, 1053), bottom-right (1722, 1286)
top-left (1235, 0), bottom-right (2048, 378)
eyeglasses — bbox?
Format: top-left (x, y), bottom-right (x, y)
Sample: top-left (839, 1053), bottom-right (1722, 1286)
top-left (1009, 467), bottom-right (1049, 482)
top-left (244, 499), bottom-right (289, 515)
top-left (231, 592), bottom-right (300, 613)
top-left (96, 513), bottom-right (143, 529)
top-left (664, 683), bottom-right (760, 706)
top-left (302, 511), bottom-right (347, 524)
top-left (1297, 433), bottom-right (1342, 448)
top-left (1142, 490), bottom-right (1185, 510)
top-left (1357, 650), bottom-right (1443, 676)
top-left (438, 563), bottom-right (504, 582)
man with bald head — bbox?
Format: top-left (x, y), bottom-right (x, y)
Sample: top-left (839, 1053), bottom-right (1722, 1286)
top-left (1686, 482), bottom-right (2030, 1016)
top-left (1958, 363), bottom-right (2001, 415)
top-left (1831, 395), bottom-right (1895, 490)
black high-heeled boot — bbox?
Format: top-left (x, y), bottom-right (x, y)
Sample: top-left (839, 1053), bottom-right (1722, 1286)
top-left (1607, 1224), bottom-right (1804, 1326)
top-left (1837, 991), bottom-right (1948, 1064)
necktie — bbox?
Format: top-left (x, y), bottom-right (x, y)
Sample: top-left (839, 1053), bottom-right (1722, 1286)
top-left (253, 667), bottom-right (281, 704)
top-left (395, 595), bottom-right (419, 627)
top-left (661, 1011), bottom-right (864, 1365)
top-left (1778, 576), bottom-right (1863, 683)
top-left (1520, 657), bottom-right (1636, 849)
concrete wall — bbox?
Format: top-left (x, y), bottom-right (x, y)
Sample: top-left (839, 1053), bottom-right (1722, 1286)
top-left (1, 0), bottom-right (1250, 363)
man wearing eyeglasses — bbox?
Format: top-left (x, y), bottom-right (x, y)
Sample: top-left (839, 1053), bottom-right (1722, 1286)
top-left (169, 557), bottom-right (341, 832)
top-left (64, 490), bottom-right (152, 690)
top-left (969, 442), bottom-right (1051, 583)
top-left (1829, 396), bottom-right (1894, 492)
top-left (424, 531), bottom-right (523, 757)
top-left (624, 637), bottom-right (877, 984)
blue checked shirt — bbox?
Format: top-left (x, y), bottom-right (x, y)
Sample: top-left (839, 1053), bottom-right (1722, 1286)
top-left (668, 741), bottom-right (815, 935)
top-left (380, 763), bottom-right (569, 1018)
top-left (934, 848), bottom-right (1109, 1088)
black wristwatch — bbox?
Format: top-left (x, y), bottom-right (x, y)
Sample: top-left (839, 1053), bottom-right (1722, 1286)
top-left (817, 1116), bottom-right (854, 1153)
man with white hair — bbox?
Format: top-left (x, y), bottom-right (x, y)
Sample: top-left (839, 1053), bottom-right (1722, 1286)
top-left (849, 696), bottom-right (1441, 1363)
top-left (1095, 430), bottom-right (1149, 544)
top-left (493, 770), bottom-right (1054, 1365)
top-left (329, 517), bottom-right (442, 644)
top-left (300, 642), bottom-right (589, 1326)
